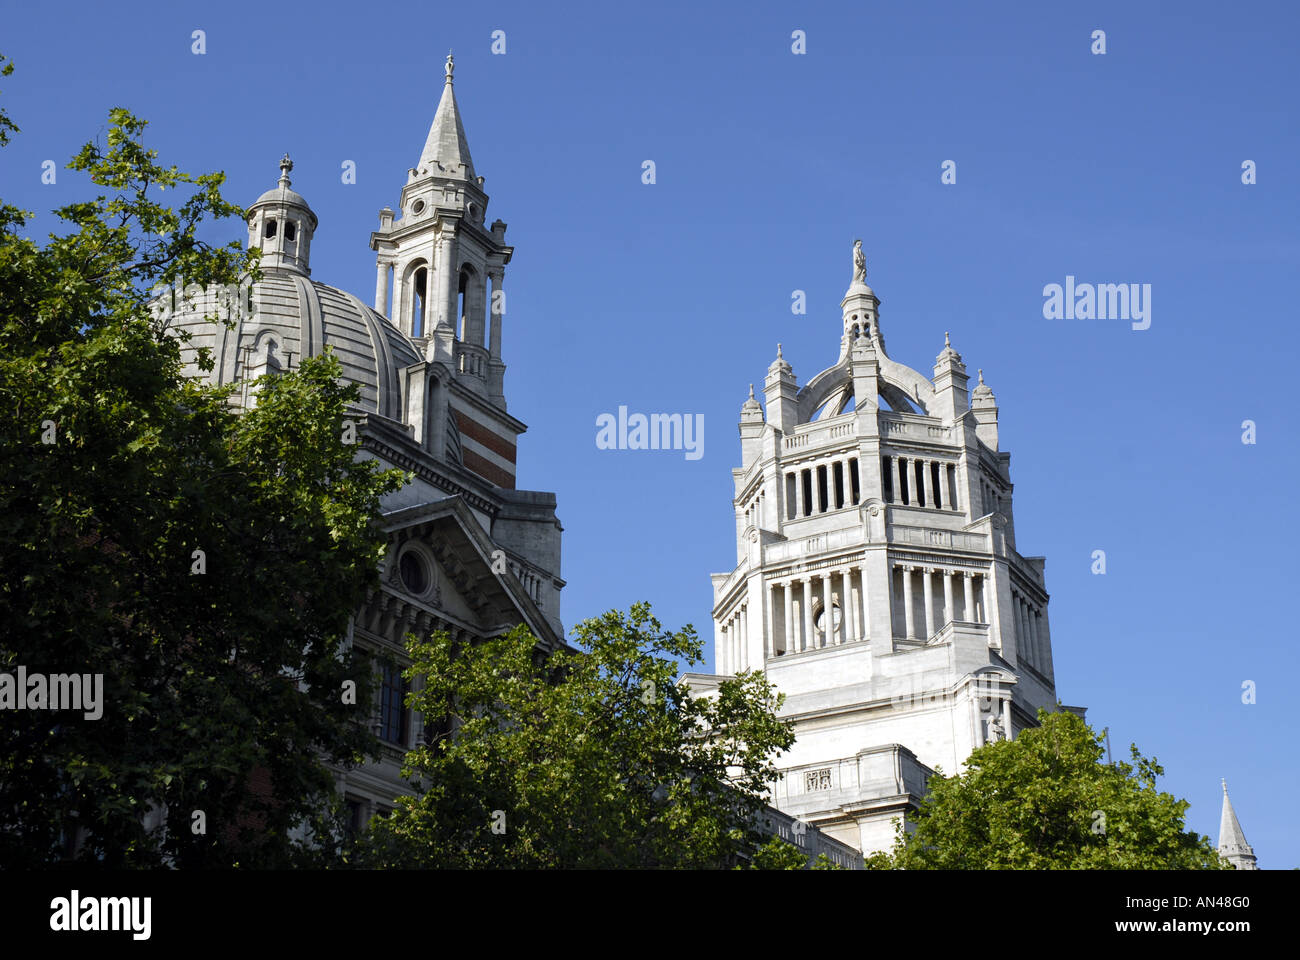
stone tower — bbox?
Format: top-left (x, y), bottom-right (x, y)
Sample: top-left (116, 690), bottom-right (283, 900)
top-left (689, 243), bottom-right (1084, 855)
top-left (1218, 780), bottom-right (1257, 870)
top-left (368, 53), bottom-right (523, 488)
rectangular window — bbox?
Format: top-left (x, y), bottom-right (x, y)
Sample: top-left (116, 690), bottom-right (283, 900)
top-left (379, 661), bottom-right (408, 746)
top-left (850, 458), bottom-right (861, 504)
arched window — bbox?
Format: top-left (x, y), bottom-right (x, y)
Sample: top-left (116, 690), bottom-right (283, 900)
top-left (264, 218), bottom-right (277, 239)
top-left (284, 220), bottom-right (297, 242)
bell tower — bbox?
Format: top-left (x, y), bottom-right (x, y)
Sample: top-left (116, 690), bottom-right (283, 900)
top-left (370, 53), bottom-right (513, 410)
top-left (693, 240), bottom-right (1085, 855)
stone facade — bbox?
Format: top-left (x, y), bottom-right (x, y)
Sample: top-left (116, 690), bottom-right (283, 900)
top-left (168, 56), bottom-right (564, 823)
top-left (684, 247), bottom-right (1086, 855)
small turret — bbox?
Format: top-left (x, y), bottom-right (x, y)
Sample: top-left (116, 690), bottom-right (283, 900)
top-left (971, 368), bottom-right (999, 450)
top-left (932, 332), bottom-right (970, 422)
top-left (763, 344), bottom-right (798, 433)
top-left (246, 155), bottom-right (317, 275)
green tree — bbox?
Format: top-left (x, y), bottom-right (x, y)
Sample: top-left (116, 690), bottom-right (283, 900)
top-left (363, 603), bottom-right (796, 868)
top-left (745, 836), bottom-right (845, 870)
top-left (871, 709), bottom-right (1226, 870)
top-left (0, 58), bottom-right (406, 867)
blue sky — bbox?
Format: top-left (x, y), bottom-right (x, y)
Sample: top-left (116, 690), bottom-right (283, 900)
top-left (2, 0), bottom-right (1296, 866)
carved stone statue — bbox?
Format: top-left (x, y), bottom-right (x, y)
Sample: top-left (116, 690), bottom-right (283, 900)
top-left (985, 711), bottom-right (1004, 743)
top-left (852, 239), bottom-right (867, 283)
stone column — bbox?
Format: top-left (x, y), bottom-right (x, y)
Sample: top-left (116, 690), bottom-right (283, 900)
top-left (905, 459), bottom-right (917, 505)
top-left (802, 578), bottom-right (813, 653)
top-left (901, 566), bottom-right (916, 640)
top-left (937, 462), bottom-right (949, 509)
top-left (718, 622), bottom-right (729, 675)
top-left (765, 584), bottom-right (776, 659)
top-left (1002, 698), bottom-right (1014, 742)
top-left (435, 228), bottom-right (455, 331)
top-left (858, 564), bottom-right (870, 641)
top-left (783, 582), bottom-right (794, 655)
top-left (374, 259), bottom-right (391, 316)
top-left (921, 567), bottom-right (935, 640)
top-left (963, 571), bottom-right (975, 622)
top-left (1017, 598), bottom-right (1030, 663)
top-left (841, 568), bottom-right (853, 643)
top-left (942, 570), bottom-right (955, 627)
top-left (739, 606), bottom-right (748, 671)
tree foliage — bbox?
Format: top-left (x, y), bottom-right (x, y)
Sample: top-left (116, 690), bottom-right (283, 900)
top-left (0, 58), bottom-right (406, 867)
top-left (871, 709), bottom-right (1226, 870)
top-left (363, 603), bottom-right (796, 868)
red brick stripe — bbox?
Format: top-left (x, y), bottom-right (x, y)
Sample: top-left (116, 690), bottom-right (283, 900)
top-left (462, 448), bottom-right (516, 489)
top-left (453, 410), bottom-right (517, 463)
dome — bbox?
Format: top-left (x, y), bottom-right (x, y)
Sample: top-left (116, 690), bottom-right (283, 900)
top-left (253, 182), bottom-right (315, 222)
top-left (173, 268), bottom-right (421, 420)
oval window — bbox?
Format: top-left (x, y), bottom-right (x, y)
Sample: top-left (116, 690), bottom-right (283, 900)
top-left (399, 552), bottom-right (429, 594)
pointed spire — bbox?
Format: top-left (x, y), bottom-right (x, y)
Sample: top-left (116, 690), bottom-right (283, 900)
top-left (278, 153), bottom-right (293, 187)
top-left (418, 53), bottom-right (476, 180)
top-left (1218, 780), bottom-right (1257, 869)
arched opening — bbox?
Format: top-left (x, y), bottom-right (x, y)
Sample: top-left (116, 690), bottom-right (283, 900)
top-left (264, 218), bottom-right (277, 239)
top-left (457, 269), bottom-right (469, 341)
top-left (284, 220), bottom-right (297, 242)
top-left (411, 267), bottom-right (428, 338)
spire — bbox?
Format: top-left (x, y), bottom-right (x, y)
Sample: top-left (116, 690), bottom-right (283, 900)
top-left (741, 382), bottom-right (763, 420)
top-left (1218, 780), bottom-right (1257, 869)
top-left (418, 52), bottom-right (476, 180)
top-left (278, 153), bottom-right (293, 187)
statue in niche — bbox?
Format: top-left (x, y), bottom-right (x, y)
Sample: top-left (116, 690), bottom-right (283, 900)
top-left (985, 710), bottom-right (1005, 743)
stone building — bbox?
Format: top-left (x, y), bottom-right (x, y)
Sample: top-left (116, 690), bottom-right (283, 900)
top-left (168, 55), bottom-right (565, 826)
top-left (685, 244), bottom-right (1086, 855)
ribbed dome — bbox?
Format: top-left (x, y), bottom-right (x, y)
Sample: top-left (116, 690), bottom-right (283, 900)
top-left (173, 268), bottom-right (421, 420)
top-left (253, 182), bottom-right (314, 219)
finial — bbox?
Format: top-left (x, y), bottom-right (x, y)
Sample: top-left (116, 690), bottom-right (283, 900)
top-left (945, 331), bottom-right (951, 347)
top-left (1222, 778), bottom-right (1228, 793)
top-left (748, 383), bottom-right (756, 400)
top-left (278, 153), bottom-right (293, 187)
top-left (777, 343), bottom-right (783, 359)
top-left (977, 368), bottom-right (985, 385)
top-left (445, 51), bottom-right (455, 83)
